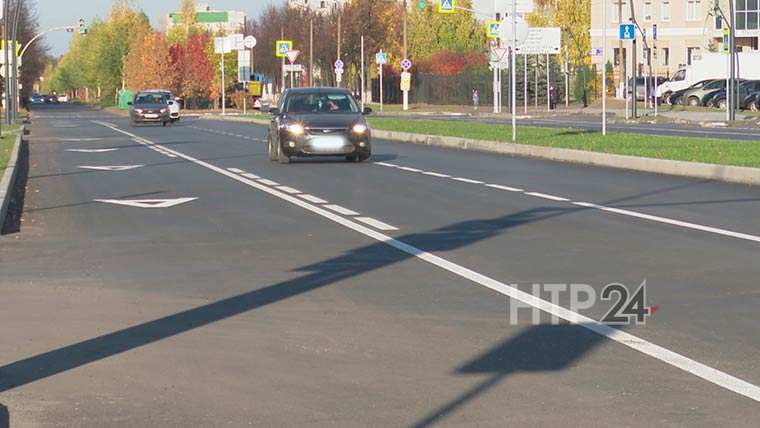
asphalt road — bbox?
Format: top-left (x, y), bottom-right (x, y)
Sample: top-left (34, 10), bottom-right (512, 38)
top-left (380, 112), bottom-right (760, 141)
top-left (1, 104), bottom-right (759, 427)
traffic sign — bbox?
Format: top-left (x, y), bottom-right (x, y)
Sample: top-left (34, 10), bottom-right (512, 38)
top-left (400, 71), bottom-right (411, 91)
top-left (486, 20), bottom-right (500, 39)
top-left (498, 15), bottom-right (530, 47)
top-left (229, 33), bottom-right (245, 50)
top-left (238, 66), bottom-right (251, 82)
top-left (284, 64), bottom-right (304, 72)
top-left (515, 27), bottom-right (561, 55)
top-left (589, 48), bottom-right (603, 57)
top-left (401, 58), bottom-right (412, 70)
top-left (375, 51), bottom-right (388, 65)
top-left (652, 24), bottom-right (657, 41)
top-left (214, 36), bottom-right (232, 54)
top-left (619, 23), bottom-right (635, 41)
top-left (494, 0), bottom-right (534, 14)
top-left (438, 0), bottom-right (455, 14)
top-left (276, 40), bottom-right (293, 57)
top-left (334, 59), bottom-right (344, 70)
top-left (286, 50), bottom-right (300, 63)
top-left (244, 35), bottom-right (257, 49)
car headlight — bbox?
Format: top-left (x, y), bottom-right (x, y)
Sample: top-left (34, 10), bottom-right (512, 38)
top-left (286, 123), bottom-right (305, 136)
top-left (160, 108), bottom-right (168, 113)
top-left (134, 108), bottom-right (143, 113)
top-left (352, 123), bottom-right (368, 134)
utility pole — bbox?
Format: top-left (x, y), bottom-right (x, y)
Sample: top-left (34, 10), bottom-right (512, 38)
top-left (402, 0), bottom-right (409, 110)
top-left (3, 0), bottom-right (10, 125)
top-left (360, 34), bottom-right (365, 110)
top-left (309, 19), bottom-right (313, 87)
top-left (617, 0), bottom-right (624, 99)
top-left (11, 0), bottom-right (20, 121)
top-left (602, 0), bottom-right (607, 135)
top-left (280, 26), bottom-right (285, 93)
top-left (729, 0), bottom-right (736, 121)
top-left (337, 8), bottom-right (341, 87)
top-left (511, 0), bottom-right (516, 141)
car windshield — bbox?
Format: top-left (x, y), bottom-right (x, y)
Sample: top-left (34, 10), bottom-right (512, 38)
top-left (283, 92), bottom-right (359, 114)
top-left (704, 80), bottom-right (724, 90)
top-left (134, 93), bottom-right (167, 105)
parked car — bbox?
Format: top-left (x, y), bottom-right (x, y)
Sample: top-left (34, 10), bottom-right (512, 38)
top-left (747, 91), bottom-right (760, 111)
top-left (57, 94), bottom-right (69, 103)
top-left (707, 81), bottom-right (760, 110)
top-left (666, 79), bottom-right (714, 105)
top-left (30, 94), bottom-right (45, 104)
top-left (267, 87), bottom-right (372, 164)
top-left (128, 92), bottom-right (172, 127)
top-left (44, 94), bottom-right (59, 104)
top-left (627, 76), bottom-right (668, 101)
top-left (144, 89), bottom-right (181, 122)
top-left (680, 79), bottom-right (734, 106)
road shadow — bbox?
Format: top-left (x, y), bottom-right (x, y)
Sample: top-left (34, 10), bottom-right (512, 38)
top-left (411, 324), bottom-right (608, 427)
top-left (0, 403), bottom-right (8, 428)
top-left (1, 139), bottom-right (29, 235)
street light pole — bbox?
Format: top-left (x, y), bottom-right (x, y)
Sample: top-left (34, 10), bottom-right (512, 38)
top-left (402, 0), bottom-right (409, 111)
top-left (3, 0), bottom-right (11, 125)
top-left (11, 0), bottom-right (20, 121)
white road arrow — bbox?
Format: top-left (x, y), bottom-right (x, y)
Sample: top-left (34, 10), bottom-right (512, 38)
top-left (66, 148), bottom-right (119, 153)
top-left (78, 165), bottom-right (144, 171)
top-left (94, 197), bottom-right (198, 208)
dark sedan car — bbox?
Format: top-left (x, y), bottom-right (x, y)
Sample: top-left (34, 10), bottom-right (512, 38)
top-left (128, 92), bottom-right (171, 127)
top-left (267, 88), bottom-right (372, 164)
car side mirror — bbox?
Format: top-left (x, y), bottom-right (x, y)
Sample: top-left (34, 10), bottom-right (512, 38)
top-left (269, 107), bottom-right (280, 116)
top-left (362, 107), bottom-right (373, 115)
top-left (127, 101), bottom-right (133, 106)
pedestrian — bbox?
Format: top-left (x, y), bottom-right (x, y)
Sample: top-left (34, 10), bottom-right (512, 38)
top-left (472, 88), bottom-right (479, 111)
top-left (549, 85), bottom-right (558, 110)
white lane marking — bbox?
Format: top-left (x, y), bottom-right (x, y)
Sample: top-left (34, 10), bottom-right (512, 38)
top-left (93, 121), bottom-right (760, 402)
top-left (355, 217), bottom-right (399, 231)
top-left (452, 177), bottom-right (485, 184)
top-left (375, 162), bottom-right (399, 167)
top-left (227, 168), bottom-right (245, 174)
top-left (276, 186), bottom-right (301, 194)
top-left (299, 194), bottom-right (328, 204)
top-left (65, 148), bottom-right (119, 153)
top-left (324, 204), bottom-right (360, 216)
top-left (94, 197), bottom-right (198, 208)
top-left (78, 165), bottom-right (144, 171)
top-left (241, 173), bottom-right (260, 180)
top-left (572, 202), bottom-right (760, 243)
top-left (486, 184), bottom-right (524, 192)
top-left (423, 171), bottom-right (451, 178)
top-left (53, 125), bottom-right (78, 128)
top-left (398, 166), bottom-right (422, 172)
top-left (257, 179), bottom-right (280, 186)
top-left (61, 138), bottom-right (102, 142)
top-left (525, 192), bottom-right (571, 202)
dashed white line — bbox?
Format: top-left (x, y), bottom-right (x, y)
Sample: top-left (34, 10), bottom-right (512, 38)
top-left (324, 204), bottom-right (360, 216)
top-left (375, 162), bottom-right (399, 167)
top-left (299, 194), bottom-right (328, 204)
top-left (452, 177), bottom-right (484, 184)
top-left (276, 186), bottom-right (301, 195)
top-left (524, 192), bottom-right (570, 202)
top-left (227, 168), bottom-right (245, 174)
top-left (355, 217), bottom-right (399, 231)
top-left (241, 173), bottom-right (260, 180)
top-left (257, 179), bottom-right (280, 186)
top-left (485, 184), bottom-right (524, 192)
top-left (93, 120), bottom-right (760, 402)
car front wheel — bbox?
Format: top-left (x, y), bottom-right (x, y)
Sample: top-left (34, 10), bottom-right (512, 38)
top-left (276, 141), bottom-right (290, 164)
top-left (687, 97), bottom-right (700, 107)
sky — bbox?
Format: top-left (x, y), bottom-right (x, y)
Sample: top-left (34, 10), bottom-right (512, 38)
top-left (36, 0), bottom-right (493, 57)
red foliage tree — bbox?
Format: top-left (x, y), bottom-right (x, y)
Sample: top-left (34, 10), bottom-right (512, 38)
top-left (170, 33), bottom-right (215, 108)
top-left (418, 49), bottom-right (487, 76)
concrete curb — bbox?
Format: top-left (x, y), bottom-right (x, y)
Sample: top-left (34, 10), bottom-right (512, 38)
top-left (199, 114), bottom-right (760, 186)
top-left (0, 127), bottom-right (24, 228)
top-left (371, 129), bottom-right (760, 186)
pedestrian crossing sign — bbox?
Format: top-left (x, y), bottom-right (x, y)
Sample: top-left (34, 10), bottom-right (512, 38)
top-left (276, 40), bottom-right (293, 58)
top-left (486, 20), bottom-right (500, 39)
top-left (438, 0), bottom-right (455, 14)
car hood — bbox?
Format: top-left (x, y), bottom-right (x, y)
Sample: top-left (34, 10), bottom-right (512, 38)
top-left (283, 113), bottom-right (363, 128)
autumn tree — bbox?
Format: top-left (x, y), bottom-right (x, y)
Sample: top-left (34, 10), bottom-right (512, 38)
top-left (124, 31), bottom-right (177, 91)
top-left (170, 33), bottom-right (215, 108)
top-left (407, 0), bottom-right (485, 61)
top-left (168, 0), bottom-right (201, 44)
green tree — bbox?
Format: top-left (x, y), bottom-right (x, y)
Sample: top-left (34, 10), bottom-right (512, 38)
top-left (407, 0), bottom-right (485, 62)
top-left (168, 0), bottom-right (200, 44)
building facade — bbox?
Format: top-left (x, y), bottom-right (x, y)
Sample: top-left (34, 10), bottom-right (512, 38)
top-left (590, 0), bottom-right (760, 81)
top-left (167, 4), bottom-right (246, 34)
top-left (287, 0), bottom-right (349, 14)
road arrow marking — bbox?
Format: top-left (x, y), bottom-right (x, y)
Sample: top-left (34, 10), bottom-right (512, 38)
top-left (78, 165), bottom-right (145, 171)
top-left (94, 197), bottom-right (198, 208)
top-left (66, 148), bottom-right (119, 153)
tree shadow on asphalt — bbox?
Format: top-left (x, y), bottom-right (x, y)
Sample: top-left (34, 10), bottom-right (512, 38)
top-left (0, 403), bottom-right (7, 428)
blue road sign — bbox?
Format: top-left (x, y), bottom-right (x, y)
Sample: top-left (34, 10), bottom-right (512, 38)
top-left (439, 0), bottom-right (454, 14)
top-left (401, 58), bottom-right (412, 70)
top-left (375, 52), bottom-right (388, 65)
top-left (619, 23), bottom-right (636, 41)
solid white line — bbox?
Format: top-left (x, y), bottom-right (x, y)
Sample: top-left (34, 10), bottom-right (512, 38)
top-left (525, 192), bottom-right (571, 202)
top-left (324, 204), bottom-right (360, 216)
top-left (572, 202), bottom-right (760, 243)
top-left (452, 177), bottom-right (484, 184)
top-left (241, 173), bottom-right (260, 180)
top-left (486, 184), bottom-right (524, 192)
top-left (397, 166), bottom-right (422, 172)
top-left (423, 171), bottom-right (451, 178)
top-left (355, 217), bottom-right (399, 231)
top-left (93, 120), bottom-right (760, 403)
top-left (298, 194), bottom-right (328, 204)
top-left (276, 186), bottom-right (301, 194)
top-left (257, 179), bottom-right (280, 186)
top-left (375, 162), bottom-right (399, 167)
top-left (227, 168), bottom-right (245, 174)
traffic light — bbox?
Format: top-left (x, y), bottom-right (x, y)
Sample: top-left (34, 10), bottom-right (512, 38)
top-left (78, 18), bottom-right (88, 35)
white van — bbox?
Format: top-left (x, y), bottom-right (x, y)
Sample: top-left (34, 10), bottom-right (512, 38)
top-left (656, 52), bottom-right (760, 101)
top-left (144, 89), bottom-right (181, 122)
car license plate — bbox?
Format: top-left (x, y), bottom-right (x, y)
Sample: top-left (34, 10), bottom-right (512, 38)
top-left (144, 114), bottom-right (159, 119)
top-left (311, 136), bottom-right (344, 152)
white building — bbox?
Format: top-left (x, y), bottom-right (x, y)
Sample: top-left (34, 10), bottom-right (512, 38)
top-left (167, 4), bottom-right (246, 34)
top-left (287, 0), bottom-right (349, 14)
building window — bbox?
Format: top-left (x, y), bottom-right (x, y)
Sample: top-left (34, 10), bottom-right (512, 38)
top-left (643, 1), bottom-right (653, 21)
top-left (737, 0), bottom-right (760, 30)
top-left (686, 0), bottom-right (701, 22)
top-left (661, 1), bottom-right (671, 21)
top-left (687, 47), bottom-right (701, 65)
top-left (661, 47), bottom-right (669, 66)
